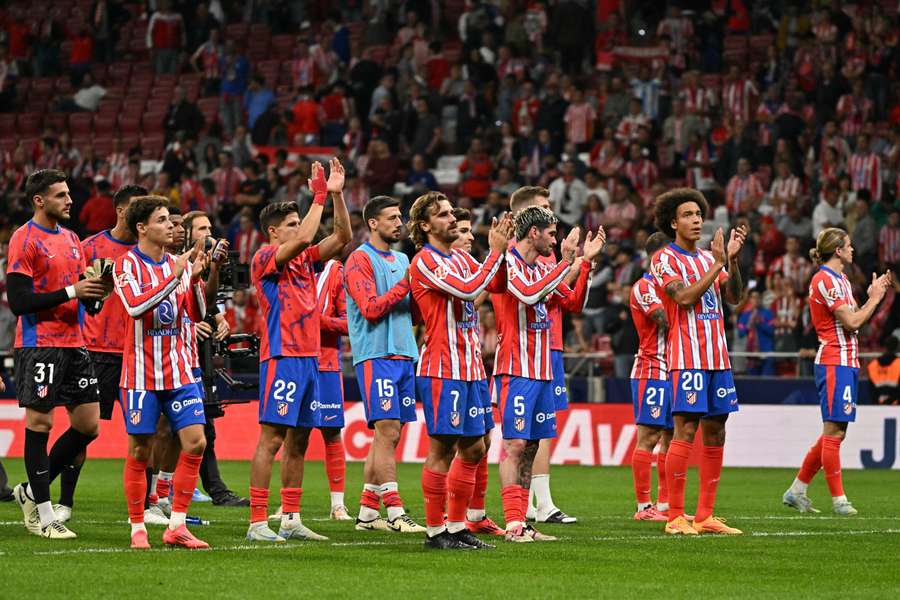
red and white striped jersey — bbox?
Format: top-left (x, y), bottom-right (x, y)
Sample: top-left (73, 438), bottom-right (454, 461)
top-left (769, 175), bottom-right (802, 213)
top-left (771, 294), bottom-right (802, 337)
top-left (847, 152), bottom-right (882, 201)
top-left (836, 94), bottom-right (872, 138)
top-left (809, 266), bottom-right (858, 368)
top-left (235, 227), bottom-right (264, 264)
top-left (879, 225), bottom-right (900, 264)
top-left (317, 259), bottom-right (347, 372)
top-left (722, 78), bottom-right (757, 122)
top-left (180, 317), bottom-right (200, 370)
top-left (725, 174), bottom-right (764, 214)
top-left (678, 86), bottom-right (715, 114)
top-left (492, 248), bottom-right (572, 380)
top-left (411, 245), bottom-right (505, 381)
top-left (114, 248), bottom-right (206, 390)
top-left (768, 253), bottom-right (813, 295)
top-left (537, 255), bottom-right (591, 351)
top-left (615, 114), bottom-right (650, 143)
top-left (652, 244), bottom-right (731, 371)
top-left (623, 158), bottom-right (659, 195)
top-left (630, 274), bottom-right (667, 380)
top-left (685, 144), bottom-right (714, 189)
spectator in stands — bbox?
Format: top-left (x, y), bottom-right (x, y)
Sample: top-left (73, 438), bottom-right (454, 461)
top-left (663, 98), bottom-right (704, 174)
top-left (868, 336), bottom-right (899, 405)
top-left (288, 86), bottom-right (322, 145)
top-left (191, 27), bottom-right (223, 97)
top-left (272, 171), bottom-right (310, 209)
top-left (547, 159), bottom-right (587, 229)
top-left (880, 209), bottom-right (900, 268)
top-left (407, 97), bottom-right (442, 164)
top-left (623, 143), bottom-right (659, 200)
top-left (90, 0), bottom-right (129, 64)
top-left (369, 71), bottom-right (396, 118)
top-left (219, 40), bottom-right (250, 136)
top-left (211, 150), bottom-right (245, 220)
top-left (56, 72), bottom-right (110, 112)
top-left (767, 160), bottom-right (803, 215)
top-left (199, 143), bottom-right (220, 179)
top-left (147, 0), bottom-right (186, 75)
top-left (564, 314), bottom-right (590, 354)
top-left (737, 290), bottom-right (775, 376)
top-left (600, 178), bottom-right (638, 242)
top-left (848, 132), bottom-right (882, 201)
top-left (362, 138), bottom-right (398, 196)
top-left (847, 197), bottom-right (879, 274)
top-left (405, 153), bottom-right (437, 193)
top-left (458, 138), bottom-right (493, 203)
top-left (756, 215), bottom-right (786, 267)
top-left (320, 82), bottom-right (352, 147)
top-left (726, 157), bottom-right (764, 216)
top-left (164, 86), bottom-right (205, 144)
top-left (512, 80), bottom-right (539, 137)
top-left (68, 26), bottom-right (94, 87)
top-left (770, 272), bottom-right (802, 355)
top-left (234, 160), bottom-right (270, 215)
top-left (368, 95), bottom-right (400, 151)
top-left (564, 87), bottom-right (596, 152)
top-left (78, 179), bottom-right (116, 234)
top-left (767, 236), bottom-right (812, 296)
top-left (231, 125), bottom-right (253, 168)
top-left (243, 75), bottom-right (275, 132)
top-left (187, 2), bottom-right (221, 53)
top-left (812, 180), bottom-right (845, 237)
top-left (615, 97), bottom-right (650, 144)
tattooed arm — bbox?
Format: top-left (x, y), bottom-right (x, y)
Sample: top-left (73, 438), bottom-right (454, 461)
top-left (650, 307), bottom-right (668, 330)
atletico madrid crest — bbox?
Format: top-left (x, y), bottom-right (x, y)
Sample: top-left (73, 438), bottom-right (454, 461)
top-left (129, 410), bottom-right (141, 425)
top-left (277, 402), bottom-right (289, 417)
top-left (514, 417), bottom-right (525, 432)
top-left (650, 406), bottom-right (661, 419)
top-left (450, 411), bottom-right (460, 427)
top-left (686, 392), bottom-right (697, 405)
top-left (381, 397), bottom-right (392, 411)
top-left (843, 402), bottom-right (853, 415)
top-left (36, 385), bottom-right (48, 399)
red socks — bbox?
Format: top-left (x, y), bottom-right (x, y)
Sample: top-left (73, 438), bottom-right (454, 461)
top-left (469, 455), bottom-right (488, 510)
top-left (124, 455), bottom-right (148, 524)
top-left (447, 459), bottom-right (478, 523)
top-left (798, 436), bottom-right (824, 484)
top-left (657, 451), bottom-right (669, 505)
top-left (665, 440), bottom-right (692, 521)
top-left (695, 445), bottom-right (724, 523)
top-left (324, 440), bottom-right (346, 493)
top-left (382, 489), bottom-right (403, 509)
top-left (501, 484), bottom-right (524, 525)
top-left (360, 489), bottom-right (380, 510)
top-left (421, 467), bottom-right (448, 528)
top-left (155, 476), bottom-right (170, 502)
top-left (171, 452), bottom-right (203, 514)
top-left (250, 486), bottom-right (269, 524)
top-left (281, 487), bottom-right (302, 514)
top-left (822, 435), bottom-right (844, 497)
top-left (631, 449), bottom-right (653, 505)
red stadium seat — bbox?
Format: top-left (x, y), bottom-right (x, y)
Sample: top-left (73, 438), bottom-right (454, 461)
top-left (118, 114), bottom-right (141, 133)
top-left (92, 135), bottom-right (114, 157)
top-left (93, 114), bottom-right (117, 135)
top-left (16, 113), bottom-right (41, 135)
top-left (44, 112), bottom-right (68, 132)
top-left (141, 134), bottom-right (164, 158)
top-left (120, 134), bottom-right (140, 153)
top-left (108, 62), bottom-right (132, 82)
top-left (271, 35), bottom-right (294, 60)
top-left (31, 77), bottom-right (55, 96)
top-left (141, 111), bottom-right (165, 134)
top-left (226, 23), bottom-right (249, 41)
top-left (146, 99), bottom-right (170, 114)
top-left (0, 114), bottom-right (16, 135)
top-left (250, 23), bottom-right (271, 38)
top-left (68, 112), bottom-right (93, 136)
top-left (121, 99), bottom-right (146, 116)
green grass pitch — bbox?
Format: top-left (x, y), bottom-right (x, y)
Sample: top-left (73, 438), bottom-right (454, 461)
top-left (1, 458), bottom-right (898, 599)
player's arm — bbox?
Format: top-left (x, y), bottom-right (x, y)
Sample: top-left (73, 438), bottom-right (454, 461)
top-left (832, 272), bottom-right (892, 332)
top-left (316, 158), bottom-right (353, 262)
top-left (114, 258), bottom-right (180, 318)
top-left (723, 225), bottom-right (748, 305)
top-left (634, 279), bottom-right (669, 330)
top-left (414, 248), bottom-right (504, 301)
top-left (553, 258), bottom-right (592, 313)
top-left (507, 259), bottom-right (572, 306)
top-left (275, 161), bottom-right (329, 268)
top-left (344, 251), bottom-right (411, 323)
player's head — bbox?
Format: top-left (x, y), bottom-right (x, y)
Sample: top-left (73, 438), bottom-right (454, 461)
top-left (509, 185), bottom-right (551, 214)
top-left (260, 201), bottom-right (301, 244)
top-left (514, 206), bottom-right (558, 257)
top-left (166, 203), bottom-right (185, 250)
top-left (810, 227), bottom-right (852, 266)
top-left (183, 210), bottom-right (213, 249)
top-left (25, 169), bottom-right (70, 221)
top-left (654, 188), bottom-right (709, 243)
top-left (451, 208), bottom-right (474, 253)
top-left (113, 184), bottom-right (147, 234)
top-left (409, 191), bottom-right (457, 249)
top-left (363, 195), bottom-right (403, 244)
top-left (126, 195), bottom-right (173, 246)
top-left (644, 231), bottom-right (670, 260)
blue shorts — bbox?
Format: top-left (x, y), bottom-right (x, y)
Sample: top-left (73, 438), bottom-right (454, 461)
top-left (491, 375), bottom-right (557, 440)
top-left (355, 358), bottom-right (417, 428)
top-left (478, 379), bottom-right (495, 432)
top-left (317, 370), bottom-right (345, 428)
top-left (259, 357), bottom-right (321, 428)
top-left (815, 364), bottom-right (858, 423)
top-left (669, 369), bottom-right (739, 417)
top-left (119, 385), bottom-right (206, 435)
top-left (551, 350), bottom-right (568, 410)
top-left (417, 377), bottom-right (488, 437)
top-left (630, 378), bottom-right (674, 428)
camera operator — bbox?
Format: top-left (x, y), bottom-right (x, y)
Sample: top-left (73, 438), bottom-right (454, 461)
top-left (182, 210), bottom-right (248, 506)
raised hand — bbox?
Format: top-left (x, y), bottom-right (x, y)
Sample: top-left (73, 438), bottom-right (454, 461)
top-left (326, 157), bottom-right (345, 193)
top-left (867, 271), bottom-right (891, 303)
top-left (561, 226), bottom-right (580, 262)
top-left (710, 227), bottom-right (726, 265)
top-left (308, 160), bottom-right (327, 196)
top-left (488, 212), bottom-right (513, 252)
top-left (582, 226), bottom-right (606, 262)
top-left (727, 224), bottom-right (748, 262)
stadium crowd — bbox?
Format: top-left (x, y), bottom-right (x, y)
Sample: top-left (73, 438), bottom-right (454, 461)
top-left (0, 0), bottom-right (899, 377)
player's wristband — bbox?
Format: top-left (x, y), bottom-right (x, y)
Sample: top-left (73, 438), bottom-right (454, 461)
top-left (313, 191), bottom-right (327, 206)
top-left (65, 285), bottom-right (76, 300)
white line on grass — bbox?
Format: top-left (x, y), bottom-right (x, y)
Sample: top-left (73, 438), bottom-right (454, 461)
top-left (585, 528), bottom-right (900, 542)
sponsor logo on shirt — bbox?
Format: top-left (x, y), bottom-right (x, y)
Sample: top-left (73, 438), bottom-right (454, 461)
top-left (535, 411), bottom-right (556, 424)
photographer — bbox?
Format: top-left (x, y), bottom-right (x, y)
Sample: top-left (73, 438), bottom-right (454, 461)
top-left (181, 210), bottom-right (249, 507)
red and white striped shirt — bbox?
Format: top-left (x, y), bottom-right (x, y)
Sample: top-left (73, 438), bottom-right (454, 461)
top-left (769, 175), bottom-right (802, 214)
top-left (768, 253), bottom-right (812, 294)
top-left (630, 274), bottom-right (666, 380)
top-left (652, 244), bottom-right (731, 371)
top-left (492, 248), bottom-right (572, 380)
top-left (847, 152), bottom-right (882, 201)
top-left (180, 317), bottom-right (199, 370)
top-left (685, 145), bottom-right (714, 188)
top-left (411, 245), bottom-right (504, 381)
top-left (722, 78), bottom-right (757, 122)
top-left (210, 166), bottom-right (246, 206)
top-left (114, 248), bottom-right (206, 390)
top-left (809, 267), bottom-right (858, 368)
top-left (317, 259), bottom-right (347, 372)
top-left (623, 158), bottom-right (659, 195)
top-left (836, 94), bottom-right (872, 138)
top-left (538, 255), bottom-right (591, 351)
top-left (564, 102), bottom-right (596, 145)
top-left (615, 114), bottom-right (650, 143)
top-left (235, 228), bottom-right (264, 265)
top-left (771, 294), bottom-right (802, 337)
top-left (725, 174), bottom-right (764, 214)
top-left (678, 86), bottom-right (714, 115)
top-left (880, 225), bottom-right (900, 264)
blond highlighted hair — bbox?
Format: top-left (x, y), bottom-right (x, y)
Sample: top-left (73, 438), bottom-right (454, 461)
top-left (809, 227), bottom-right (848, 266)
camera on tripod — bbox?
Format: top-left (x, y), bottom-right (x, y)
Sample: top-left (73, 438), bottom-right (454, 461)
top-left (199, 236), bottom-right (251, 293)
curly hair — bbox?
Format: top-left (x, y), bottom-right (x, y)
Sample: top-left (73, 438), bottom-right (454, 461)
top-left (408, 191), bottom-right (447, 249)
top-left (125, 195), bottom-right (170, 237)
top-left (653, 188), bottom-right (709, 239)
top-left (514, 206), bottom-right (557, 241)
